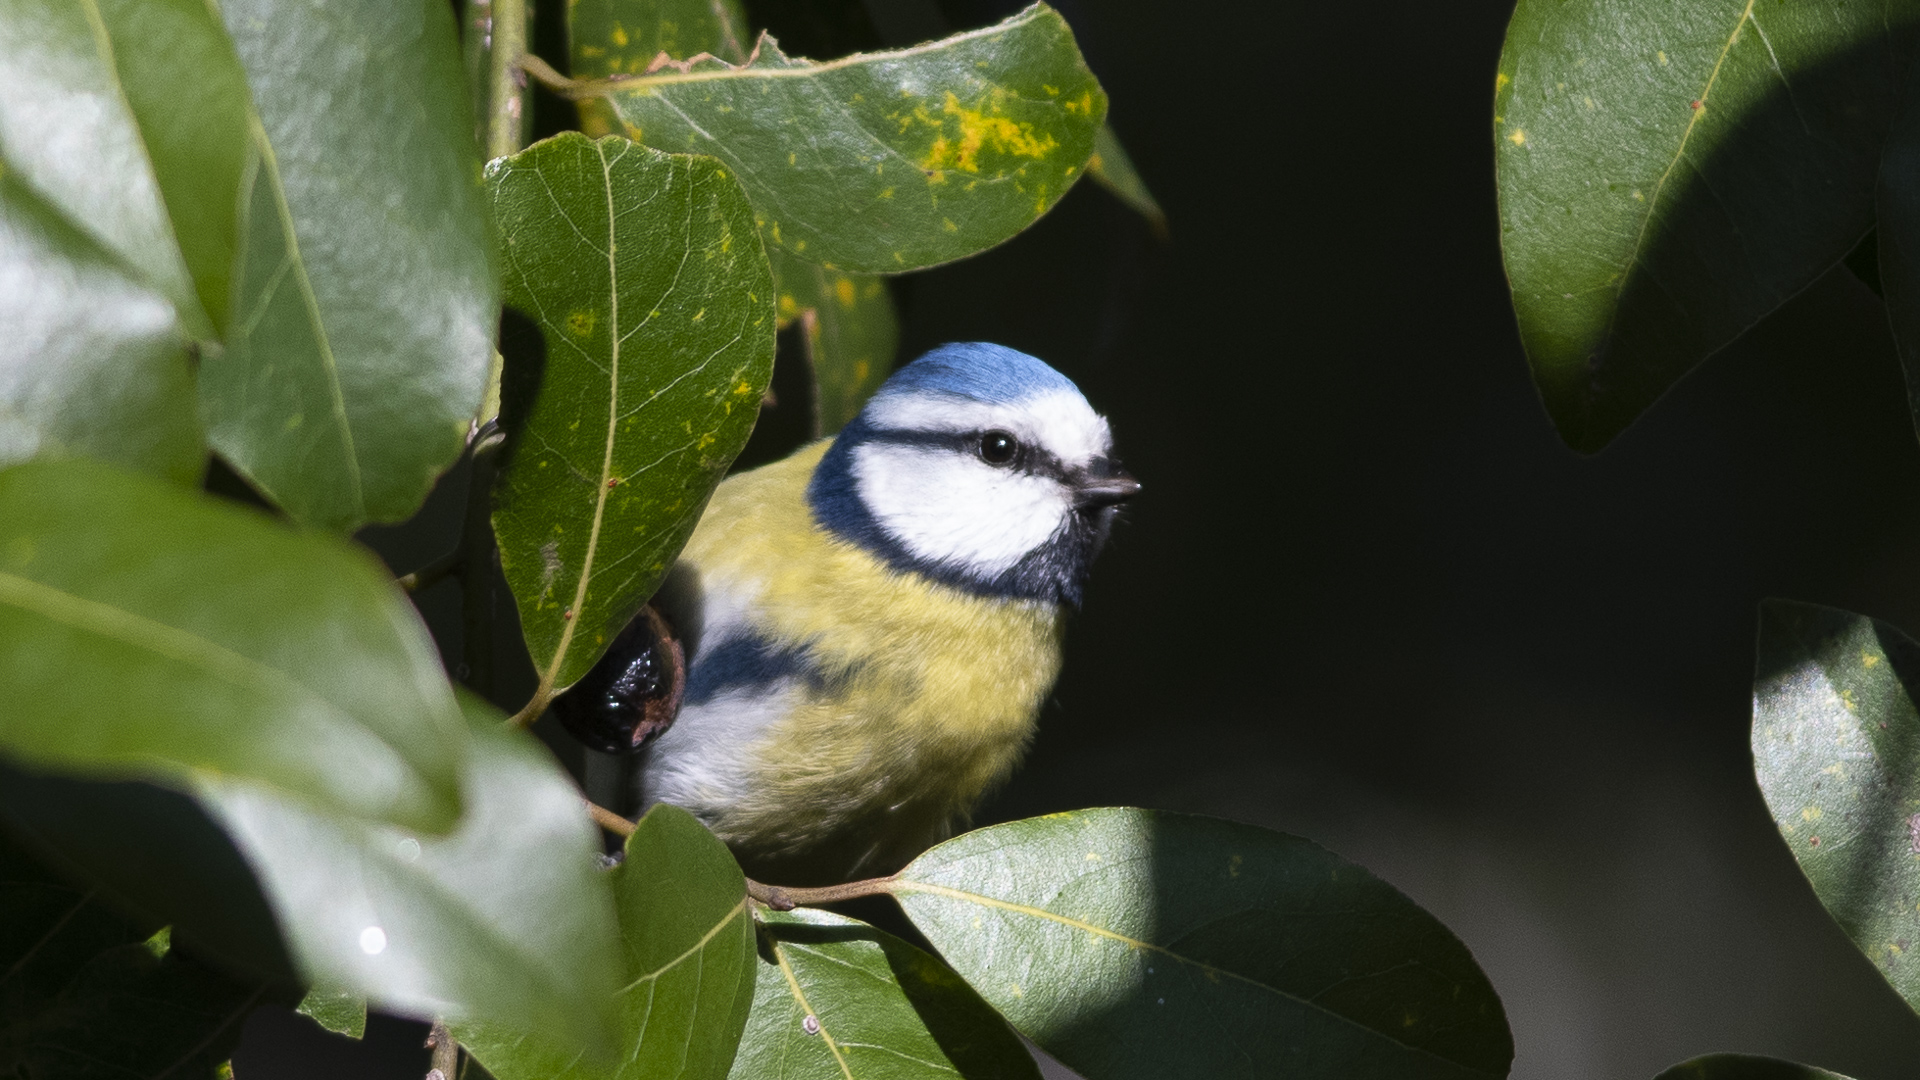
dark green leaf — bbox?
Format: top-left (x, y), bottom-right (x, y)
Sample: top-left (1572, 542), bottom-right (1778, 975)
top-left (1087, 125), bottom-right (1165, 236)
top-left (203, 0), bottom-right (499, 531)
top-left (590, 3), bottom-right (1105, 272)
top-left (0, 458), bottom-right (467, 832)
top-left (1752, 600), bottom-right (1920, 1015)
top-left (571, 0), bottom-right (752, 79)
top-left (196, 696), bottom-right (623, 1056)
top-left (1494, 0), bottom-right (1920, 452)
top-left (459, 803), bottom-right (756, 1080)
top-left (893, 808), bottom-right (1512, 1080)
top-left (771, 248), bottom-right (897, 434)
top-left (730, 908), bottom-right (1040, 1080)
top-left (1878, 71), bottom-right (1920, 441)
top-left (0, 172), bottom-right (204, 484)
top-left (1, 830), bottom-right (285, 1080)
top-left (487, 132), bottom-right (774, 699)
top-left (1652, 1054), bottom-right (1855, 1080)
top-left (0, 0), bottom-right (251, 339)
top-left (297, 984), bottom-right (367, 1039)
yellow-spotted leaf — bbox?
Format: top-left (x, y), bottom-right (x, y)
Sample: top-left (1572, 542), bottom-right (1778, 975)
top-left (892, 808), bottom-right (1512, 1080)
top-left (487, 133), bottom-right (774, 702)
top-left (771, 248), bottom-right (898, 434)
top-left (570, 0), bottom-right (752, 139)
top-left (585, 3), bottom-right (1105, 273)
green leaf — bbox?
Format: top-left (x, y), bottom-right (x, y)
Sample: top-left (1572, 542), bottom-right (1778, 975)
top-left (1878, 70), bottom-right (1920, 443)
top-left (297, 983), bottom-right (367, 1039)
top-left (1751, 600), bottom-right (1920, 1015)
top-left (771, 248), bottom-right (898, 434)
top-left (569, 0), bottom-right (752, 149)
top-left (893, 808), bottom-right (1512, 1080)
top-left (487, 132), bottom-right (774, 699)
top-left (590, 3), bottom-right (1105, 272)
top-left (1493, 0), bottom-right (1920, 452)
top-left (0, 458), bottom-right (467, 832)
top-left (459, 804), bottom-right (756, 1080)
top-left (0, 0), bottom-right (252, 339)
top-left (0, 172), bottom-right (204, 484)
top-left (1087, 125), bottom-right (1165, 236)
top-left (202, 0), bottom-right (499, 532)
top-left (730, 908), bottom-right (1040, 1080)
top-left (1651, 1054), bottom-right (1856, 1080)
top-left (196, 696), bottom-right (624, 1057)
top-left (1, 830), bottom-right (285, 1080)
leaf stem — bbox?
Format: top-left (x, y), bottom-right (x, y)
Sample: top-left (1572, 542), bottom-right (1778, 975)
top-left (486, 0), bottom-right (529, 160)
top-left (460, 425), bottom-right (505, 700)
top-left (397, 548), bottom-right (462, 593)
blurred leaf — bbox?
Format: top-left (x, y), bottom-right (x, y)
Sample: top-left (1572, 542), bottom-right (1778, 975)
top-left (589, 3), bottom-right (1105, 272)
top-left (0, 767), bottom-right (296, 982)
top-left (571, 0), bottom-right (753, 139)
top-left (297, 984), bottom-right (367, 1039)
top-left (771, 248), bottom-right (897, 434)
top-left (1652, 1054), bottom-right (1855, 1080)
top-left (459, 804), bottom-right (756, 1080)
top-left (730, 908), bottom-right (1039, 1080)
top-left (1752, 600), bottom-right (1920, 1015)
top-left (0, 458), bottom-right (467, 832)
top-left (1493, 0), bottom-right (1920, 453)
top-left (1, 830), bottom-right (286, 1080)
top-left (488, 133), bottom-right (774, 698)
top-left (203, 0), bottom-right (498, 532)
top-left (0, 172), bottom-right (204, 483)
top-left (1087, 125), bottom-right (1165, 236)
top-left (0, 0), bottom-right (251, 338)
top-left (1879, 73), bottom-right (1920, 443)
top-left (893, 808), bottom-right (1512, 1080)
top-left (196, 696), bottom-right (623, 1057)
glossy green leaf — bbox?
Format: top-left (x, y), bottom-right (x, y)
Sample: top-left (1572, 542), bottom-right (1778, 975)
top-left (459, 803), bottom-right (756, 1080)
top-left (1494, 0), bottom-right (1920, 452)
top-left (0, 172), bottom-right (204, 484)
top-left (893, 808), bottom-right (1512, 1080)
top-left (571, 0), bottom-right (752, 139)
top-left (589, 3), bottom-right (1105, 272)
top-left (1, 830), bottom-right (284, 1080)
top-left (196, 696), bottom-right (623, 1056)
top-left (1752, 600), bottom-right (1920, 1015)
top-left (0, 0), bottom-right (251, 338)
top-left (1087, 125), bottom-right (1165, 236)
top-left (202, 0), bottom-right (498, 532)
top-left (298, 984), bottom-right (367, 1039)
top-left (730, 908), bottom-right (1040, 1080)
top-left (488, 132), bottom-right (774, 698)
top-left (771, 248), bottom-right (897, 434)
top-left (1652, 1054), bottom-right (1855, 1080)
top-left (0, 458), bottom-right (467, 832)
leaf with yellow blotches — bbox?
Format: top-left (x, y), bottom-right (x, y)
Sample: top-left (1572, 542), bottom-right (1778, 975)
top-left (486, 133), bottom-right (774, 702)
top-left (577, 3), bottom-right (1105, 272)
top-left (770, 248), bottom-right (897, 434)
top-left (568, 0), bottom-right (752, 137)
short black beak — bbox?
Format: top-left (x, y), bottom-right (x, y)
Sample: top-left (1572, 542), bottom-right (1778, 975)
top-left (1073, 463), bottom-right (1141, 509)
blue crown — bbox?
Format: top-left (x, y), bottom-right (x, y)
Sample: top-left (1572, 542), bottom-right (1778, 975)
top-left (874, 342), bottom-right (1080, 407)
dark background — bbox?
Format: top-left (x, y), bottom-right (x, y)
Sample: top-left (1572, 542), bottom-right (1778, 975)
top-left (234, 0), bottom-right (1920, 1077)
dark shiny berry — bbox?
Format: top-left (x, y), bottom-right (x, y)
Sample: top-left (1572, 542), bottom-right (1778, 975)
top-left (553, 605), bottom-right (684, 754)
top-left (978, 429), bottom-right (1019, 465)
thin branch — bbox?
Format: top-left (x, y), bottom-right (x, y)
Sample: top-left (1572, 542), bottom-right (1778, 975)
top-left (397, 548), bottom-right (462, 593)
top-left (460, 425), bottom-right (505, 700)
top-left (587, 800), bottom-right (637, 836)
top-left (486, 0), bottom-right (529, 160)
top-left (426, 1020), bottom-right (458, 1080)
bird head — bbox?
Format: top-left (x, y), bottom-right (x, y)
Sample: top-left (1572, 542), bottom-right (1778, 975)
top-left (807, 342), bottom-right (1138, 607)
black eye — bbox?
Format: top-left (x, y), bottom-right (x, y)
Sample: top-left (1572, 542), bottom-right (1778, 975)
top-left (978, 430), bottom-right (1019, 466)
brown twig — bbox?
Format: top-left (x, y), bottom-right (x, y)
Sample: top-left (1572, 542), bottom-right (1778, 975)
top-left (426, 1021), bottom-right (458, 1080)
top-left (586, 800), bottom-right (638, 837)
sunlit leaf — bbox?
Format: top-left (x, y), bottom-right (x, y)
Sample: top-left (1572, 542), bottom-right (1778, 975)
top-left (1494, 0), bottom-right (1920, 452)
top-left (459, 803), bottom-right (756, 1080)
top-left (893, 808), bottom-right (1512, 1080)
top-left (196, 696), bottom-right (623, 1057)
top-left (0, 173), bottom-right (203, 483)
top-left (1087, 125), bottom-right (1165, 235)
top-left (1652, 1054), bottom-right (1855, 1080)
top-left (587, 3), bottom-right (1105, 273)
top-left (730, 908), bottom-right (1039, 1080)
top-left (202, 0), bottom-right (498, 531)
top-left (0, 830), bottom-right (286, 1080)
top-left (771, 248), bottom-right (897, 434)
top-left (488, 132), bottom-right (774, 700)
top-left (0, 458), bottom-right (467, 832)
top-left (1752, 600), bottom-right (1920, 1015)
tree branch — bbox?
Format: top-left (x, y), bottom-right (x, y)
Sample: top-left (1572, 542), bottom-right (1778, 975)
top-left (486, 0), bottom-right (529, 160)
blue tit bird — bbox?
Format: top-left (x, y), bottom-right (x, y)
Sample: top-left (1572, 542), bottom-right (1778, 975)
top-left (636, 341), bottom-right (1137, 885)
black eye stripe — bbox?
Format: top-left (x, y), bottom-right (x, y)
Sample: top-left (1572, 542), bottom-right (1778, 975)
top-left (860, 428), bottom-right (1071, 479)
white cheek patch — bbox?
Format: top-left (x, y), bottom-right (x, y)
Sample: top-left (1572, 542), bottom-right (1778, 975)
top-left (863, 389), bottom-right (1113, 467)
top-left (852, 442), bottom-right (1068, 577)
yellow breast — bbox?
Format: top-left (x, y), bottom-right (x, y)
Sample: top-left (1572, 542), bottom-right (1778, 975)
top-left (673, 440), bottom-right (1066, 880)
